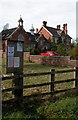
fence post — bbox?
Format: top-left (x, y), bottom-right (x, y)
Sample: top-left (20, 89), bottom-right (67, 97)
top-left (74, 67), bottom-right (78, 88)
top-left (12, 72), bottom-right (23, 102)
top-left (50, 69), bottom-right (55, 97)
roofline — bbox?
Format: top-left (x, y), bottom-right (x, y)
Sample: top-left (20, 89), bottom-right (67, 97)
top-left (37, 27), bottom-right (42, 33)
top-left (38, 26), bottom-right (53, 37)
top-left (43, 26), bottom-right (53, 36)
top-left (8, 27), bottom-right (26, 39)
top-left (39, 26), bottom-right (72, 38)
top-left (8, 28), bottom-right (17, 38)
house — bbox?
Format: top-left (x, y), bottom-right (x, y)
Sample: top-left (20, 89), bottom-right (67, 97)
top-left (1, 18), bottom-right (72, 56)
top-left (37, 21), bottom-right (72, 49)
top-left (36, 34), bottom-right (51, 51)
top-left (1, 17), bottom-right (30, 53)
top-left (27, 25), bottom-right (51, 54)
top-left (26, 24), bottom-right (39, 50)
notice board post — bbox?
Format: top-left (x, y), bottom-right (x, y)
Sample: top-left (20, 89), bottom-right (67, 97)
top-left (12, 72), bottom-right (23, 101)
top-left (6, 37), bottom-right (24, 101)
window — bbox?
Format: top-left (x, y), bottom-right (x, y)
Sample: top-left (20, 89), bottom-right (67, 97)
top-left (18, 34), bottom-right (24, 41)
top-left (55, 38), bottom-right (58, 43)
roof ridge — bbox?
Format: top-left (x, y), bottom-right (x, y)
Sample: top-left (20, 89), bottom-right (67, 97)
top-left (45, 26), bottom-right (57, 30)
top-left (2, 27), bottom-right (17, 32)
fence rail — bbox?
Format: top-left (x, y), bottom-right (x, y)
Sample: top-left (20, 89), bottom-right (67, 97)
top-left (2, 68), bottom-right (76, 80)
top-left (2, 67), bottom-right (78, 101)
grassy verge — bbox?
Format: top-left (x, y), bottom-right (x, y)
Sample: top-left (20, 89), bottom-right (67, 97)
top-left (2, 94), bottom-right (78, 119)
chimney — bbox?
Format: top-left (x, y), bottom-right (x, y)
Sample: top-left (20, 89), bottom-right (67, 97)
top-left (36, 28), bottom-right (38, 33)
top-left (42, 21), bottom-right (47, 27)
top-left (57, 25), bottom-right (61, 30)
top-left (63, 24), bottom-right (65, 31)
top-left (57, 25), bottom-right (59, 29)
top-left (65, 24), bottom-right (68, 34)
top-left (63, 24), bottom-right (68, 34)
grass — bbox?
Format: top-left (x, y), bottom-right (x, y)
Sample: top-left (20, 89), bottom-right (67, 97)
top-left (2, 61), bottom-right (78, 119)
top-left (2, 94), bottom-right (78, 119)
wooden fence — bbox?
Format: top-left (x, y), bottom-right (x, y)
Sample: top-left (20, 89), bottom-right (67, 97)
top-left (2, 67), bottom-right (78, 101)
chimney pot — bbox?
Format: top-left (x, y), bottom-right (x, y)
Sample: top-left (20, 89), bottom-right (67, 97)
top-left (36, 28), bottom-right (38, 33)
top-left (63, 23), bottom-right (68, 34)
top-left (42, 21), bottom-right (47, 27)
top-left (57, 25), bottom-right (59, 29)
top-left (65, 23), bottom-right (67, 26)
top-left (57, 25), bottom-right (61, 29)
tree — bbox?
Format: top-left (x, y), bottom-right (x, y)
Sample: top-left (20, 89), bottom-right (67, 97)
top-left (57, 37), bottom-right (62, 44)
top-left (56, 43), bottom-right (67, 56)
top-left (3, 23), bottom-right (9, 30)
top-left (50, 41), bottom-right (57, 51)
top-left (70, 44), bottom-right (78, 59)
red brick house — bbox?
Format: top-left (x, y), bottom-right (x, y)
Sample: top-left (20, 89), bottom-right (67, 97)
top-left (36, 34), bottom-right (51, 50)
top-left (1, 18), bottom-right (72, 55)
top-left (27, 25), bottom-right (51, 53)
top-left (1, 17), bottom-right (30, 53)
top-left (37, 21), bottom-right (72, 49)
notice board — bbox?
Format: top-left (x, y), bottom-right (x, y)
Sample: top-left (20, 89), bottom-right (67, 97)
top-left (6, 40), bottom-right (24, 73)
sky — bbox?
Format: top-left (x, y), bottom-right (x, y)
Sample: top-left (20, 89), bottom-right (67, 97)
top-left (0, 0), bottom-right (77, 39)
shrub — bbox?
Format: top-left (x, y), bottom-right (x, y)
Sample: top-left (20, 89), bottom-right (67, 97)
top-left (56, 43), bottom-right (68, 56)
top-left (70, 44), bottom-right (78, 60)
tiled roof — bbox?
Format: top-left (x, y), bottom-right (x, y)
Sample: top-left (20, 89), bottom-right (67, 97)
top-left (45, 26), bottom-right (59, 37)
top-left (27, 32), bottom-right (35, 42)
top-left (27, 32), bottom-right (40, 43)
top-left (34, 33), bottom-right (40, 39)
top-left (61, 31), bottom-right (72, 39)
top-left (41, 25), bottom-right (72, 39)
top-left (2, 28), bottom-right (17, 40)
top-left (65, 34), bottom-right (72, 39)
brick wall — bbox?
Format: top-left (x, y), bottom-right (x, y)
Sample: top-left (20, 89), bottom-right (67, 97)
top-left (30, 55), bottom-right (42, 64)
top-left (41, 56), bottom-right (69, 67)
top-left (24, 52), bottom-right (42, 63)
top-left (24, 52), bottom-right (30, 61)
top-left (1, 51), bottom-right (78, 67)
top-left (69, 60), bottom-right (78, 67)
top-left (24, 52), bottom-right (78, 67)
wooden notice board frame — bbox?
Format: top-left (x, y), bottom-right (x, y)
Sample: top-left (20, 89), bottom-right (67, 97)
top-left (6, 40), bottom-right (24, 73)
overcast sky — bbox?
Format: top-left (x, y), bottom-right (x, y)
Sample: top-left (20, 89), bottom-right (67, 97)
top-left (0, 0), bottom-right (77, 39)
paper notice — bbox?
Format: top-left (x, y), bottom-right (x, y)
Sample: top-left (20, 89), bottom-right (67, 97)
top-left (14, 57), bottom-right (20, 67)
top-left (8, 57), bottom-right (14, 67)
top-left (17, 42), bottom-right (23, 52)
top-left (8, 46), bottom-right (14, 56)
